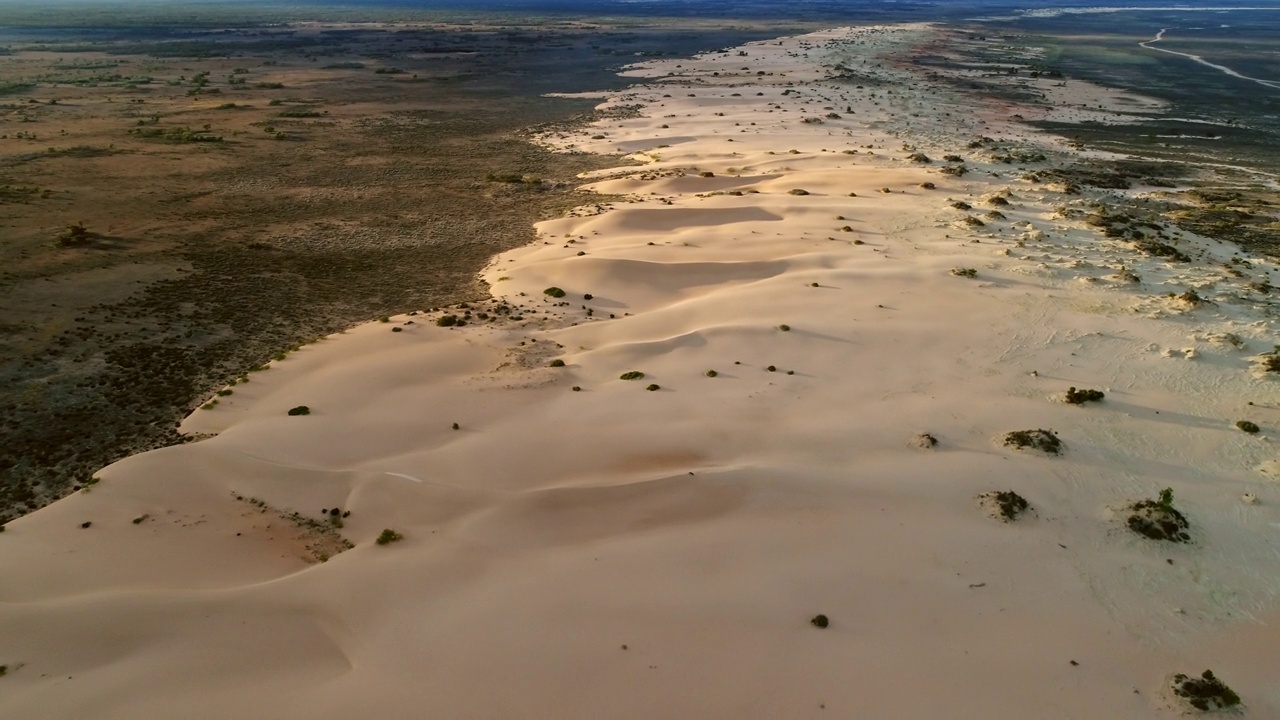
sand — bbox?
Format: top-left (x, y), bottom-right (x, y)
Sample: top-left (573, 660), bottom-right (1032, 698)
top-left (2, 24), bottom-right (1278, 718)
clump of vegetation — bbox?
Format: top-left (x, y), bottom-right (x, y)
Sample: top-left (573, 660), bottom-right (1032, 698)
top-left (950, 201), bottom-right (971, 210)
top-left (788, 188), bottom-right (811, 196)
top-left (961, 216), bottom-right (985, 227)
top-left (56, 223), bottom-right (91, 247)
top-left (619, 371), bottom-right (644, 380)
top-left (810, 614), bottom-right (829, 628)
top-left (1134, 238), bottom-right (1190, 263)
top-left (1127, 488), bottom-right (1189, 542)
top-left (549, 359), bottom-right (566, 368)
top-left (705, 370), bottom-right (718, 378)
top-left (950, 267), bottom-right (977, 278)
top-left (1171, 670), bottom-right (1240, 712)
top-left (646, 384), bottom-right (660, 391)
top-left (375, 528), bottom-right (403, 545)
top-left (287, 406), bottom-right (311, 416)
top-left (907, 152), bottom-right (931, 163)
top-left (910, 432), bottom-right (938, 449)
top-left (543, 287), bottom-right (566, 298)
top-left (980, 490), bottom-right (1030, 521)
top-left (1003, 429), bottom-right (1062, 455)
top-left (987, 196), bottom-right (1010, 207)
top-left (1065, 387), bottom-right (1104, 404)
top-left (919, 182), bottom-right (936, 189)
top-left (436, 314), bottom-right (459, 327)
top-left (939, 165), bottom-right (968, 176)
top-left (1236, 420), bottom-right (1260, 434)
top-left (1257, 347), bottom-right (1280, 373)
top-left (778, 324), bottom-right (791, 332)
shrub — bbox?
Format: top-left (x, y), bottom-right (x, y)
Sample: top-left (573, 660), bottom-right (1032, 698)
top-left (646, 384), bottom-right (660, 391)
top-left (572, 386), bottom-right (582, 392)
top-left (950, 267), bottom-right (977, 278)
top-left (981, 490), bottom-right (1029, 521)
top-left (705, 370), bottom-right (718, 377)
top-left (1127, 488), bottom-right (1189, 542)
top-left (811, 614), bottom-right (829, 628)
top-left (788, 188), bottom-right (810, 196)
top-left (619, 371), bottom-right (644, 380)
top-left (766, 365), bottom-right (777, 372)
top-left (1171, 670), bottom-right (1240, 711)
top-left (451, 422), bottom-right (460, 430)
top-left (1236, 420), bottom-right (1260, 434)
top-left (549, 359), bottom-right (566, 367)
top-left (543, 287), bottom-right (566, 298)
top-left (1065, 387), bottom-right (1104, 404)
top-left (436, 314), bottom-right (458, 327)
top-left (287, 406), bottom-right (311, 416)
top-left (1003, 429), bottom-right (1061, 455)
top-left (778, 324), bottom-right (791, 332)
top-left (376, 529), bottom-right (403, 545)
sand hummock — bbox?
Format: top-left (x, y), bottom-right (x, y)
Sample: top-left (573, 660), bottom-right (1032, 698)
top-left (2, 24), bottom-right (1278, 719)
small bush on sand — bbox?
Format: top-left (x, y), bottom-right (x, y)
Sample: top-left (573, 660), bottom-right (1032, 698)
top-left (619, 371), bottom-right (644, 380)
top-left (979, 490), bottom-right (1030, 521)
top-left (646, 384), bottom-right (660, 391)
top-left (811, 614), bottom-right (829, 628)
top-left (705, 370), bottom-right (718, 377)
top-left (549, 359), bottom-right (566, 368)
top-left (376, 529), bottom-right (403, 545)
top-left (1003, 429), bottom-right (1062, 455)
top-left (1171, 670), bottom-right (1240, 712)
top-left (778, 324), bottom-right (791, 332)
top-left (287, 406), bottom-right (311, 416)
top-left (436, 314), bottom-right (458, 327)
top-left (1236, 420), bottom-right (1260, 434)
top-left (788, 188), bottom-right (810, 196)
top-left (1065, 387), bottom-right (1104, 404)
top-left (543, 287), bottom-right (567, 298)
top-left (950, 267), bottom-right (977, 278)
top-left (1127, 488), bottom-right (1189, 542)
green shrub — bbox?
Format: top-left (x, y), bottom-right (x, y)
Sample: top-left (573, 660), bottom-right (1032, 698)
top-left (549, 359), bottom-right (566, 367)
top-left (376, 529), bottom-right (403, 545)
top-left (543, 287), bottom-right (567, 298)
top-left (287, 406), bottom-right (310, 416)
top-left (705, 370), bottom-right (718, 377)
top-left (1236, 420), bottom-right (1260, 434)
top-left (436, 314), bottom-right (458, 327)
top-left (646, 384), bottom-right (660, 391)
top-left (1065, 387), bottom-right (1104, 404)
top-left (619, 371), bottom-right (644, 380)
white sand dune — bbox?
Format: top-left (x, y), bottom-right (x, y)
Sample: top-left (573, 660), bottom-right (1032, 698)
top-left (2, 24), bottom-right (1279, 718)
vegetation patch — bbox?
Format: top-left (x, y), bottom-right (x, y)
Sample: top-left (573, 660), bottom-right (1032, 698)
top-left (1171, 670), bottom-right (1240, 712)
top-left (1236, 420), bottom-right (1260, 434)
top-left (619, 371), bottom-right (644, 380)
top-left (287, 405), bottom-right (311, 416)
top-left (1064, 387), bottom-right (1104, 404)
top-left (950, 267), bottom-right (977, 278)
top-left (376, 528), bottom-right (404, 545)
top-left (979, 490), bottom-right (1030, 521)
top-left (1003, 429), bottom-right (1062, 455)
top-left (1126, 488), bottom-right (1189, 542)
top-left (543, 287), bottom-right (566, 298)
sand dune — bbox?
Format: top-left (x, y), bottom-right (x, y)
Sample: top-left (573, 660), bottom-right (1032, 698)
top-left (2, 23), bottom-right (1278, 718)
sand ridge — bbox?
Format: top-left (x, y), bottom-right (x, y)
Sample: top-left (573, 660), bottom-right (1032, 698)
top-left (1, 23), bottom-right (1278, 718)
